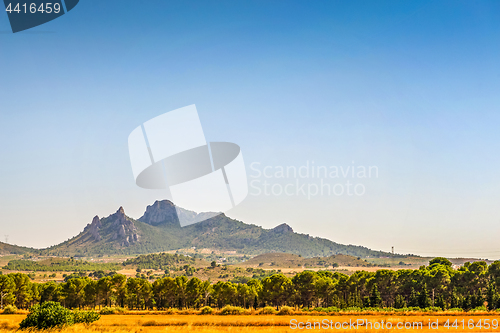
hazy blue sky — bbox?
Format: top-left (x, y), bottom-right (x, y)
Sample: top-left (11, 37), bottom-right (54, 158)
top-left (1, 1), bottom-right (500, 258)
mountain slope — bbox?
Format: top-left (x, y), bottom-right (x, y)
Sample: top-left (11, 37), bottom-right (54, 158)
top-left (0, 241), bottom-right (33, 255)
top-left (40, 200), bottom-right (392, 258)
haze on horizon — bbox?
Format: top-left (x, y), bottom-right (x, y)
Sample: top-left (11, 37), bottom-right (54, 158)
top-left (1, 1), bottom-right (500, 259)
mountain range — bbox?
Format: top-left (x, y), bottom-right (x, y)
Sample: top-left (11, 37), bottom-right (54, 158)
top-left (33, 200), bottom-right (391, 258)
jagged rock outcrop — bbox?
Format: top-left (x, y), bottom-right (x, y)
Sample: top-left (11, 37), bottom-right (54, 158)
top-left (83, 215), bottom-right (102, 241)
top-left (109, 207), bottom-right (140, 246)
top-left (271, 223), bottom-right (294, 234)
top-left (139, 200), bottom-right (179, 226)
top-left (139, 200), bottom-right (221, 227)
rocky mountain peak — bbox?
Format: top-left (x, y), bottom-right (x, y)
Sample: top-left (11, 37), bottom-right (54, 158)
top-left (271, 223), bottom-right (294, 234)
top-left (116, 206), bottom-right (125, 216)
top-left (139, 200), bottom-right (179, 226)
top-left (91, 215), bottom-right (101, 227)
top-left (83, 215), bottom-right (102, 241)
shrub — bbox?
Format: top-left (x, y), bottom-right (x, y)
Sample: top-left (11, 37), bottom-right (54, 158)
top-left (446, 308), bottom-right (464, 312)
top-left (471, 306), bottom-right (488, 312)
top-left (306, 306), bottom-right (340, 313)
top-left (258, 306), bottom-right (276, 315)
top-left (422, 306), bottom-right (443, 312)
top-left (100, 306), bottom-right (126, 315)
top-left (219, 305), bottom-right (247, 315)
top-left (20, 302), bottom-right (74, 329)
top-left (19, 302), bottom-right (100, 329)
top-left (73, 309), bottom-right (101, 324)
top-left (277, 306), bottom-right (294, 315)
top-left (2, 305), bottom-right (17, 314)
top-left (341, 306), bottom-right (363, 312)
top-left (164, 308), bottom-right (179, 315)
top-left (200, 306), bottom-right (214, 315)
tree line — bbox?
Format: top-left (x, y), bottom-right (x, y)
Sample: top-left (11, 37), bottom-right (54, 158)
top-left (2, 258), bottom-right (500, 311)
top-left (3, 258), bottom-right (119, 272)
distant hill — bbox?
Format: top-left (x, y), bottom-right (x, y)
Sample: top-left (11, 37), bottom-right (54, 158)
top-left (122, 252), bottom-right (207, 270)
top-left (0, 241), bottom-right (32, 255)
top-left (3, 257), bottom-right (119, 272)
top-left (241, 252), bottom-right (373, 268)
top-left (38, 200), bottom-right (394, 258)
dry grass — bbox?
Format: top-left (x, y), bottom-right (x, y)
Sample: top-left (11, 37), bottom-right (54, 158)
top-left (1, 314), bottom-right (500, 332)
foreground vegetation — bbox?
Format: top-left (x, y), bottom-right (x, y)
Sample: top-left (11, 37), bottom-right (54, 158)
top-left (19, 302), bottom-right (99, 329)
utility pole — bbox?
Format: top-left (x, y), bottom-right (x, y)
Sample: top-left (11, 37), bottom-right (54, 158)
top-left (3, 235), bottom-right (8, 244)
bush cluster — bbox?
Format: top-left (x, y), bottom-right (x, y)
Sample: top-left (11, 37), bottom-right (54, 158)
top-left (19, 302), bottom-right (100, 329)
top-left (277, 306), bottom-right (294, 315)
top-left (199, 306), bottom-right (214, 314)
top-left (257, 306), bottom-right (276, 315)
top-left (219, 305), bottom-right (248, 315)
top-left (2, 305), bottom-right (17, 314)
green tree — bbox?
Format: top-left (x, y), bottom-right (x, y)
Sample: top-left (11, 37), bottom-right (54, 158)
top-left (462, 295), bottom-right (471, 310)
top-left (394, 294), bottom-right (406, 309)
top-left (199, 280), bottom-right (213, 307)
top-left (486, 283), bottom-right (497, 310)
top-left (97, 276), bottom-right (113, 307)
top-left (62, 277), bottom-right (89, 309)
top-left (125, 278), bottom-right (153, 310)
top-left (418, 284), bottom-right (431, 308)
top-left (40, 281), bottom-right (61, 304)
top-left (10, 273), bottom-right (33, 309)
top-left (0, 275), bottom-right (15, 309)
top-left (429, 257), bottom-right (452, 267)
top-left (84, 280), bottom-right (98, 309)
top-left (212, 281), bottom-right (237, 308)
top-left (186, 277), bottom-right (202, 308)
top-left (260, 274), bottom-right (292, 309)
top-left (246, 279), bottom-right (262, 308)
top-left (369, 283), bottom-right (382, 307)
top-left (472, 289), bottom-right (484, 308)
top-left (152, 277), bottom-right (177, 309)
top-left (408, 287), bottom-right (419, 307)
top-left (175, 276), bottom-right (188, 309)
top-left (435, 295), bottom-right (446, 310)
top-left (111, 274), bottom-right (127, 307)
top-left (237, 283), bottom-right (256, 308)
top-left (292, 271), bottom-right (317, 308)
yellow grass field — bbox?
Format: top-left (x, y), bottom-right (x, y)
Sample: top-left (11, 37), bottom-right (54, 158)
top-left (2, 314), bottom-right (500, 332)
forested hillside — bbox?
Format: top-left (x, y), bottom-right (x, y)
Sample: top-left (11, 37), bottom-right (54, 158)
top-left (122, 253), bottom-right (200, 270)
top-left (3, 257), bottom-right (119, 272)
